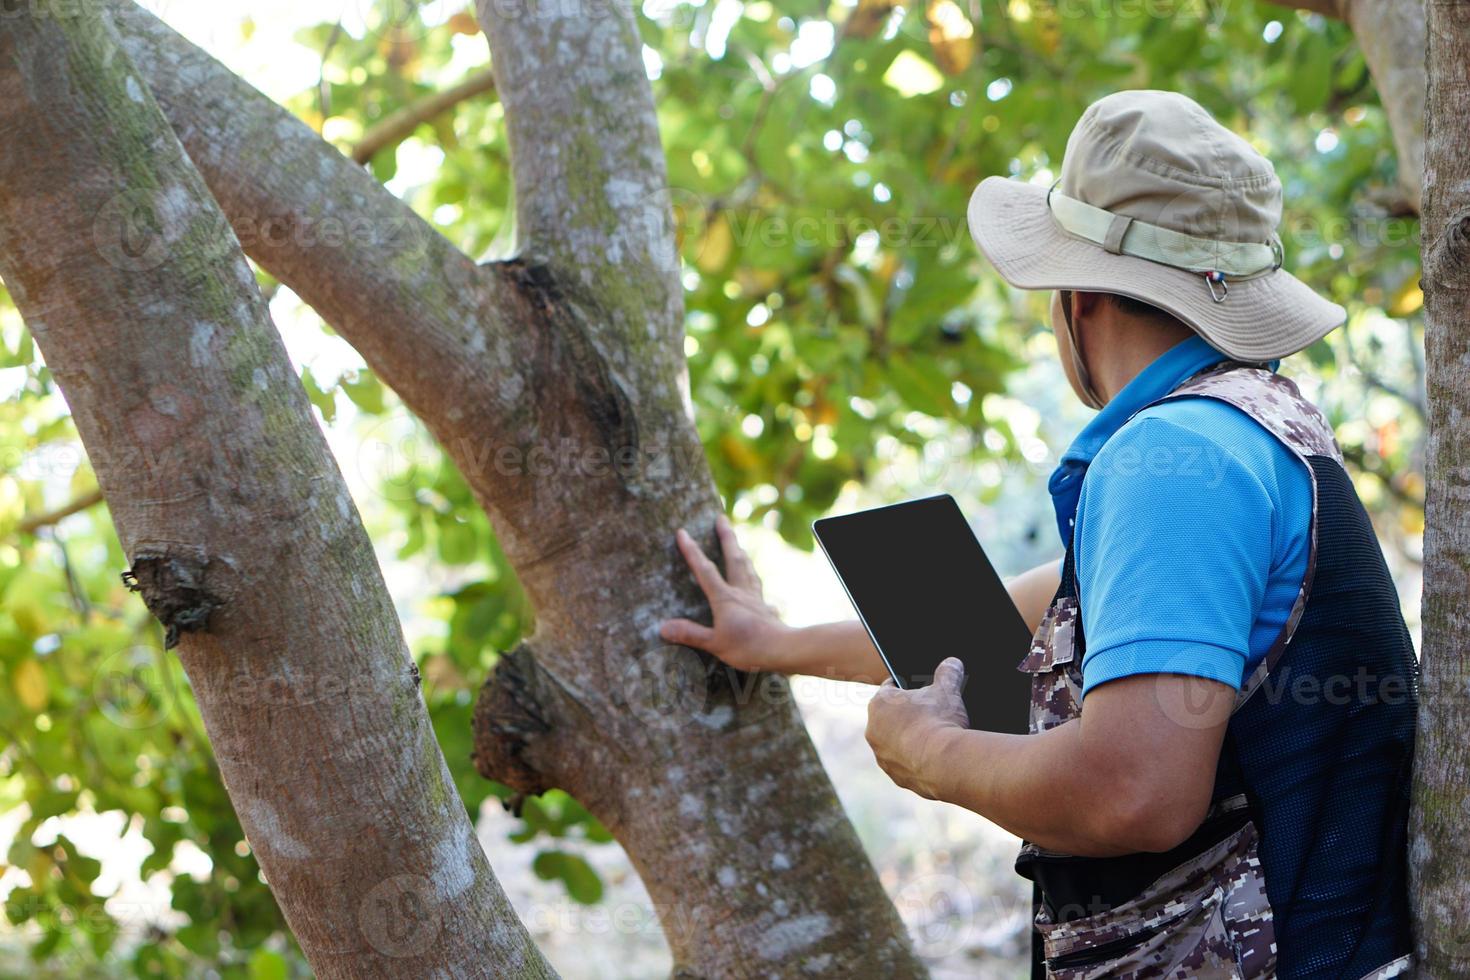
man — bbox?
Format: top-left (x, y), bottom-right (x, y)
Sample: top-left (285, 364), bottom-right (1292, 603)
top-left (661, 92), bottom-right (1417, 977)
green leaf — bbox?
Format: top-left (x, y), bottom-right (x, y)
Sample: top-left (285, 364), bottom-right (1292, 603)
top-left (369, 148), bottom-right (399, 183)
top-left (340, 370), bottom-right (386, 415)
top-left (299, 367), bottom-right (338, 423)
top-left (531, 850), bottom-right (604, 905)
top-left (249, 949), bottom-right (289, 980)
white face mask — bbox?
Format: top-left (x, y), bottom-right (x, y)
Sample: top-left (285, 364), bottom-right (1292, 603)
top-left (1059, 290), bottom-right (1106, 410)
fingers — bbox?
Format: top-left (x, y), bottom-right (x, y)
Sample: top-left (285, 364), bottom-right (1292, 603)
top-left (659, 617), bottom-right (718, 651)
top-left (933, 656), bottom-right (966, 695)
top-left (675, 527), bottom-right (727, 599)
top-left (714, 514), bottom-right (761, 593)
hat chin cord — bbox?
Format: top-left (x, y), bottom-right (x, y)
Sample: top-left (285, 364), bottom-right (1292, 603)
top-left (1059, 289), bottom-right (1107, 410)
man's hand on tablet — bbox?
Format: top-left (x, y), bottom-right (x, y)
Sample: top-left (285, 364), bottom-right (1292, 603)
top-left (864, 657), bottom-right (970, 799)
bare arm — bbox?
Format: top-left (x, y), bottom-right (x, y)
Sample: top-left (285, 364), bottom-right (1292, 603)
top-left (659, 519), bottom-right (1060, 683)
top-left (867, 661), bottom-right (1234, 855)
top-left (1006, 558), bottom-right (1062, 634)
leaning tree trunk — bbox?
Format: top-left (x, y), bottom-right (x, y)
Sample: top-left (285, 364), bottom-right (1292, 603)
top-left (1321, 0), bottom-right (1428, 214)
top-left (105, 0), bottom-right (925, 975)
top-left (0, 7), bottom-right (553, 978)
top-left (1410, 2), bottom-right (1470, 972)
top-left (1273, 0), bottom-right (1426, 213)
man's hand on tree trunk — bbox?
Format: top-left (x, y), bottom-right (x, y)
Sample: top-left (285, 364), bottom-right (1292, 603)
top-left (659, 516), bottom-right (792, 672)
top-left (659, 516), bottom-right (891, 681)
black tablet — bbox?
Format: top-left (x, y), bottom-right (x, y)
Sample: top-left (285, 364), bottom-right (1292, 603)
top-left (813, 493), bottom-right (1033, 735)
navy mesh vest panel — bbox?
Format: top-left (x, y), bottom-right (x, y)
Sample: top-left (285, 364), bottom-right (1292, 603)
top-left (1212, 456), bottom-right (1417, 977)
top-left (1043, 454), bottom-right (1417, 977)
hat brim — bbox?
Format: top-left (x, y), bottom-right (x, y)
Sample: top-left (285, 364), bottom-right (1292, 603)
top-left (967, 176), bottom-right (1344, 362)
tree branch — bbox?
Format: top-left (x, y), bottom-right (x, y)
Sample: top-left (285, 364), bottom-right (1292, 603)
top-left (1270, 0), bottom-right (1426, 213)
top-left (105, 0), bottom-right (535, 449)
top-left (0, 7), bottom-right (553, 977)
top-left (352, 68), bottom-right (498, 165)
top-left (474, 0), bottom-right (685, 344)
top-left (15, 489), bottom-right (105, 536)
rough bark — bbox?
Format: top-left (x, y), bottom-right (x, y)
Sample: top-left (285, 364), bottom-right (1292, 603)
top-left (107, 1), bottom-right (925, 974)
top-left (1410, 2), bottom-right (1470, 972)
top-left (1273, 0), bottom-right (1427, 213)
top-left (103, 0), bottom-right (529, 479)
top-left (0, 6), bottom-right (554, 978)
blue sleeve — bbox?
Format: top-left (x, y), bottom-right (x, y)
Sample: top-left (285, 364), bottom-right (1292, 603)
top-left (1073, 415), bottom-right (1276, 697)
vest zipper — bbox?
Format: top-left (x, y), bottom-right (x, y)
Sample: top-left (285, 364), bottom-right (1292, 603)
top-left (1045, 909), bottom-right (1188, 969)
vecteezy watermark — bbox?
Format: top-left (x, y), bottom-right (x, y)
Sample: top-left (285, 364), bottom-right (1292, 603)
top-left (1085, 439), bottom-right (1232, 487)
top-left (90, 186), bottom-right (436, 274)
top-left (1151, 658), bottom-right (1419, 732)
top-left (1052, 0), bottom-right (1232, 24)
top-left (521, 895), bottom-right (716, 943)
top-left (720, 210), bottom-right (969, 253)
top-left (624, 183), bottom-right (974, 276)
top-left (3, 893), bottom-right (168, 935)
top-left (891, 872), bottom-right (978, 957)
top-left (351, 411), bottom-right (711, 501)
top-left (1, 440), bottom-right (88, 481)
top-left (618, 646), bottom-right (733, 733)
top-left (92, 645), bottom-right (178, 729)
top-left (92, 189), bottom-right (180, 273)
top-left (1254, 664), bottom-right (1416, 709)
top-left (352, 0), bottom-right (461, 44)
top-left (357, 874), bottom-right (444, 957)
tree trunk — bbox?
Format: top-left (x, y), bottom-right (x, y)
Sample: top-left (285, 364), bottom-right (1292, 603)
top-left (1410, 2), bottom-right (1470, 972)
top-left (105, 1), bottom-right (925, 974)
top-left (0, 6), bottom-right (553, 978)
top-left (1274, 0), bottom-right (1427, 213)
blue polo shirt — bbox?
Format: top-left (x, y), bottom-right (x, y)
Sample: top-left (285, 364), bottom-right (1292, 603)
top-left (1048, 335), bottom-right (1314, 697)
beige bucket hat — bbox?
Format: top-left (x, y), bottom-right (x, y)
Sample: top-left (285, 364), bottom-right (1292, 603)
top-left (967, 90), bottom-right (1344, 362)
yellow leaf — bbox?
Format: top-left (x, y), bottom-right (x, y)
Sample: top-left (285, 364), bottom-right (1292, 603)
top-left (1389, 278), bottom-right (1423, 317)
top-left (883, 51), bottom-right (945, 97)
top-left (9, 600), bottom-right (43, 637)
top-left (927, 0), bottom-right (977, 75)
top-left (240, 16), bottom-right (255, 42)
top-left (719, 434), bottom-right (761, 473)
top-left (847, 0), bottom-right (898, 39)
top-left (12, 659), bottom-right (47, 713)
top-left (448, 11), bottom-right (480, 35)
top-left (695, 216), bottom-right (734, 274)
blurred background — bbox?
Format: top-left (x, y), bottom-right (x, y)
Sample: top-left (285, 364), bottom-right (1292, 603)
top-left (0, 0), bottom-right (1423, 976)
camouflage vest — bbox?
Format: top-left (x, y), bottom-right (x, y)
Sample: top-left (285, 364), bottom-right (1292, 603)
top-left (1017, 363), bottom-right (1417, 980)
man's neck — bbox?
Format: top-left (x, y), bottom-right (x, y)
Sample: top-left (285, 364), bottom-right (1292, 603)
top-left (1091, 319), bottom-right (1196, 404)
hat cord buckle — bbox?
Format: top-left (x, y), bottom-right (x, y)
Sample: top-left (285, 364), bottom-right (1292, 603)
top-left (1205, 270), bottom-right (1228, 303)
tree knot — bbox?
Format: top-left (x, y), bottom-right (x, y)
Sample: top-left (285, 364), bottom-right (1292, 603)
top-left (121, 554), bottom-right (221, 649)
top-left (1427, 206), bottom-right (1470, 290)
top-left (490, 258), bottom-right (642, 490)
top-left (471, 643), bottom-right (555, 797)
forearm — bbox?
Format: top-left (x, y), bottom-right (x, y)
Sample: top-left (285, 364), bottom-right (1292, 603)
top-left (784, 558), bottom-right (1060, 683)
top-left (920, 722), bottom-right (1143, 856)
top-left (781, 620), bottom-right (889, 683)
top-left (1007, 558), bottom-right (1062, 633)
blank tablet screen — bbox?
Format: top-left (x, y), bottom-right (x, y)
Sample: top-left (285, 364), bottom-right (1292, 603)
top-left (813, 494), bottom-right (1034, 735)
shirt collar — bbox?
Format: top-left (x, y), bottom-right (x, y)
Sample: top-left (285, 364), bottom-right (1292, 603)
top-left (1047, 334), bottom-right (1249, 544)
top-left (1060, 334), bottom-right (1235, 467)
